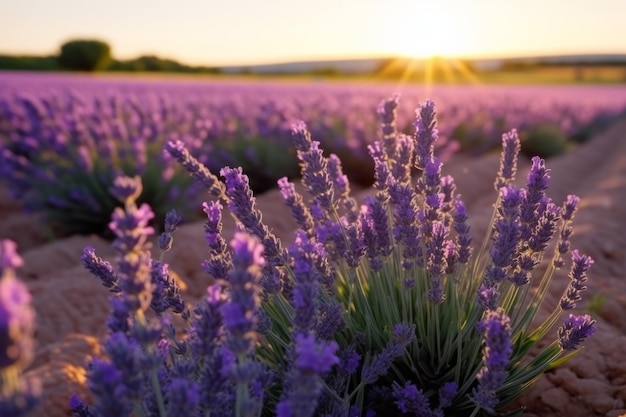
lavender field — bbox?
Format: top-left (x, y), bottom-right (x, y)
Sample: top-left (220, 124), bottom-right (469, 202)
top-left (2, 71), bottom-right (626, 417)
top-left (2, 71), bottom-right (626, 237)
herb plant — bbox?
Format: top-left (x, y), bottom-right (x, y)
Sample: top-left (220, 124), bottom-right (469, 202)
top-left (2, 96), bottom-right (597, 417)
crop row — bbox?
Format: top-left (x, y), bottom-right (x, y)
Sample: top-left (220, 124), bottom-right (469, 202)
top-left (1, 72), bottom-right (626, 237)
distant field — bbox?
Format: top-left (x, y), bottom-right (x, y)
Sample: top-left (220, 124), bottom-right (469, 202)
top-left (125, 65), bottom-right (626, 85)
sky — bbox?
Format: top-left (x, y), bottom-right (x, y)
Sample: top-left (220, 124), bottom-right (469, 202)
top-left (1, 0), bottom-right (625, 66)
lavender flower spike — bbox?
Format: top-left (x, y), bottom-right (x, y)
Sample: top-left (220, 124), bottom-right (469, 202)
top-left (221, 232), bottom-right (265, 357)
top-left (221, 166), bottom-right (286, 263)
top-left (560, 250), bottom-right (593, 310)
top-left (494, 129), bottom-right (521, 190)
top-left (392, 381), bottom-right (442, 417)
top-left (0, 239), bottom-right (23, 275)
top-left (81, 246), bottom-right (118, 292)
top-left (1, 240), bottom-right (35, 369)
top-left (558, 314), bottom-right (596, 351)
top-left (554, 194), bottom-right (581, 267)
top-left (0, 239), bottom-right (41, 416)
top-left (276, 333), bottom-right (339, 417)
top-left (377, 94), bottom-right (400, 158)
top-left (362, 324), bottom-right (416, 384)
top-left (414, 99), bottom-right (439, 170)
top-left (109, 175), bottom-right (142, 206)
top-left (278, 177), bottom-right (314, 234)
top-left (164, 139), bottom-right (225, 199)
top-left (472, 308), bottom-right (513, 413)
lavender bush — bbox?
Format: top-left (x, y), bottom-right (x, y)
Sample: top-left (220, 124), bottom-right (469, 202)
top-left (51, 95), bottom-right (597, 417)
top-left (0, 91), bottom-right (201, 238)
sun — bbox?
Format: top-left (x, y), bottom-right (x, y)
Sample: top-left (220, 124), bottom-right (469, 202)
top-left (390, 4), bottom-right (470, 59)
top-left (370, 3), bottom-right (484, 87)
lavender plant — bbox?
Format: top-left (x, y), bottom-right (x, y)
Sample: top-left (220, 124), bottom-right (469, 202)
top-left (0, 240), bottom-right (41, 416)
top-left (66, 96), bottom-right (596, 417)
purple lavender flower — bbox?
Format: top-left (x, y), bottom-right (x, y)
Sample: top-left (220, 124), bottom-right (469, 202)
top-left (102, 332), bottom-right (144, 396)
top-left (290, 120), bottom-right (313, 152)
top-left (438, 381), bottom-right (458, 408)
top-left (427, 222), bottom-right (449, 303)
top-left (289, 230), bottom-right (321, 335)
top-left (519, 157), bottom-right (550, 241)
top-left (278, 177), bottom-right (314, 234)
top-left (477, 283), bottom-right (499, 311)
top-left (86, 358), bottom-right (133, 417)
top-left (390, 134), bottom-right (415, 184)
top-left (510, 253), bottom-right (537, 286)
top-left (106, 176), bottom-right (158, 320)
top-left (439, 175), bottom-right (456, 223)
top-left (0, 241), bottom-right (35, 370)
top-left (108, 203), bottom-right (155, 254)
top-left (558, 314), bottom-right (596, 351)
top-left (150, 260), bottom-right (185, 315)
top-left (368, 141), bottom-right (391, 191)
top-left (419, 157), bottom-right (443, 200)
top-left (109, 175), bottom-right (143, 206)
top-left (414, 100), bottom-right (439, 170)
top-left (294, 333), bottom-right (340, 373)
top-left (0, 239), bottom-right (23, 274)
top-left (560, 250), bottom-right (593, 310)
top-left (527, 200), bottom-right (559, 253)
top-left (472, 308), bottom-right (512, 413)
top-left (327, 154), bottom-right (357, 219)
top-left (164, 139), bottom-right (225, 199)
top-left (315, 302), bottom-right (345, 340)
top-left (489, 186), bottom-right (523, 275)
top-left (166, 377), bottom-right (200, 416)
top-left (69, 393), bottom-right (94, 417)
top-left (221, 233), bottom-right (264, 356)
top-left (554, 195), bottom-right (580, 267)
top-left (388, 182), bottom-right (421, 268)
top-left (157, 209), bottom-right (182, 252)
top-left (221, 166), bottom-right (286, 263)
top-left (362, 324), bottom-right (416, 384)
top-left (157, 232), bottom-right (173, 252)
top-left (298, 140), bottom-right (336, 212)
top-left (526, 157), bottom-right (550, 199)
top-left (201, 201), bottom-right (233, 280)
top-left (188, 284), bottom-right (225, 358)
top-left (377, 94), bottom-right (399, 158)
top-left (276, 333), bottom-right (339, 417)
top-left (561, 194), bottom-right (580, 221)
top-left (0, 242), bottom-right (40, 417)
top-left (344, 220), bottom-right (366, 268)
top-left (494, 129), bottom-right (520, 190)
top-left (105, 296), bottom-right (131, 334)
top-left (81, 246), bottom-right (119, 292)
top-left (452, 197), bottom-right (472, 264)
top-left (391, 381), bottom-right (442, 417)
top-left (368, 193), bottom-right (392, 257)
top-left (340, 344), bottom-right (361, 375)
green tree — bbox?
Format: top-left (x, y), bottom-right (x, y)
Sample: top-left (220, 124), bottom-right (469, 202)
top-left (58, 39), bottom-right (112, 71)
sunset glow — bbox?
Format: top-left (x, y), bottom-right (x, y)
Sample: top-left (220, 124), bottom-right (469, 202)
top-left (387, 3), bottom-right (475, 59)
top-left (0, 0), bottom-right (625, 66)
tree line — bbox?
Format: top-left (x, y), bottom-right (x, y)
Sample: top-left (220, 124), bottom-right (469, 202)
top-left (0, 39), bottom-right (222, 73)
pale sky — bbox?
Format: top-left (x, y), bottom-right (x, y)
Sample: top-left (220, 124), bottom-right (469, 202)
top-left (1, 0), bottom-right (625, 66)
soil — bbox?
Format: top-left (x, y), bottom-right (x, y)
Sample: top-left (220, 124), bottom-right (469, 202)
top-left (2, 118), bottom-right (625, 417)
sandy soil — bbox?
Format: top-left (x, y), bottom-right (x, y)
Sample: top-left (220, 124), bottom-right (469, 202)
top-left (2, 118), bottom-right (626, 416)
